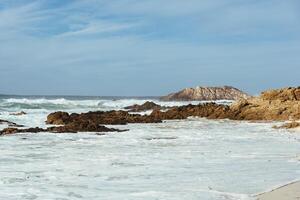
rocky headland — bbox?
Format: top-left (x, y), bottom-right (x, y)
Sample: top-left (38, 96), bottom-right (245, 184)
top-left (160, 86), bottom-right (250, 101)
top-left (1, 87), bottom-right (300, 135)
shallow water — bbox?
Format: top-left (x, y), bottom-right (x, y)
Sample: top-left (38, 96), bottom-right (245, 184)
top-left (0, 97), bottom-right (299, 200)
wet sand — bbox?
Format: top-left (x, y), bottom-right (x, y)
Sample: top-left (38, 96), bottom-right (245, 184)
top-left (256, 181), bottom-right (300, 200)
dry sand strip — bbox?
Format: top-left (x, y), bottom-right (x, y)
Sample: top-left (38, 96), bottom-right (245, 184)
top-left (256, 181), bottom-right (300, 200)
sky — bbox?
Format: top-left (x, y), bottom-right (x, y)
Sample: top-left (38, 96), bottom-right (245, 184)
top-left (0, 0), bottom-right (299, 96)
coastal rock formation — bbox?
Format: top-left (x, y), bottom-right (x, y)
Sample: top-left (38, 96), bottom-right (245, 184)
top-left (0, 124), bottom-right (124, 135)
top-left (228, 87), bottom-right (300, 121)
top-left (2, 87), bottom-right (300, 135)
top-left (155, 87), bottom-right (300, 121)
top-left (161, 86), bottom-right (250, 101)
top-left (124, 101), bottom-right (167, 112)
top-left (47, 110), bottom-right (163, 126)
top-left (149, 103), bottom-right (230, 120)
top-left (261, 87), bottom-right (300, 101)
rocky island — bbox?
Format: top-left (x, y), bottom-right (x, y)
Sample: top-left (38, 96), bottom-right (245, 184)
top-left (160, 86), bottom-right (250, 101)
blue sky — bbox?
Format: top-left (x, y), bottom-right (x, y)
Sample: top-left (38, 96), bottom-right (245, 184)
top-left (0, 0), bottom-right (299, 96)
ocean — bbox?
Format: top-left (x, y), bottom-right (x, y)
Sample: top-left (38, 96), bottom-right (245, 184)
top-left (0, 96), bottom-right (299, 200)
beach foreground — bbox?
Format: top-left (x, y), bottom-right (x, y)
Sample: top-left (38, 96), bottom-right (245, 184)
top-left (257, 181), bottom-right (300, 200)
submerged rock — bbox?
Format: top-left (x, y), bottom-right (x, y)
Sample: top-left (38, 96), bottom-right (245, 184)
top-left (0, 119), bottom-right (24, 127)
top-left (10, 111), bottom-right (27, 116)
top-left (161, 86), bottom-right (250, 101)
top-left (273, 121), bottom-right (300, 129)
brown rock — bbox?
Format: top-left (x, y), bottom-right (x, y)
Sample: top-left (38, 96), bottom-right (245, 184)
top-left (46, 111), bottom-right (70, 125)
top-left (161, 86), bottom-right (250, 101)
top-left (124, 101), bottom-right (166, 112)
top-left (261, 87), bottom-right (300, 101)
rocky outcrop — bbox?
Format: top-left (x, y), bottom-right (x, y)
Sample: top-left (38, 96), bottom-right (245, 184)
top-left (149, 103), bottom-right (230, 120)
top-left (161, 86), bottom-right (250, 101)
top-left (155, 87), bottom-right (300, 121)
top-left (161, 86), bottom-right (249, 101)
top-left (46, 110), bottom-right (163, 126)
top-left (228, 87), bottom-right (300, 121)
top-left (260, 87), bottom-right (300, 101)
top-left (124, 101), bottom-right (168, 112)
top-left (2, 87), bottom-right (300, 135)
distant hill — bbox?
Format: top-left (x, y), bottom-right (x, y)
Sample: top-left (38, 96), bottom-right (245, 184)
top-left (160, 86), bottom-right (250, 101)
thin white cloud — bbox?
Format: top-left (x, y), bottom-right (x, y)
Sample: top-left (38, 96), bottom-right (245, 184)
top-left (56, 21), bottom-right (138, 38)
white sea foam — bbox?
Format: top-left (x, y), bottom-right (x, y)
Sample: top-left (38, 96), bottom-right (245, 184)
top-left (0, 98), bottom-right (233, 111)
top-left (0, 98), bottom-right (299, 199)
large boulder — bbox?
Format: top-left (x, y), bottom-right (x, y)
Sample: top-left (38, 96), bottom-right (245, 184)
top-left (161, 86), bottom-right (250, 101)
top-left (46, 111), bottom-right (71, 125)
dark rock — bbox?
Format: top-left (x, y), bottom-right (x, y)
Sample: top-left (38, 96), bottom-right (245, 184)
top-left (46, 110), bottom-right (162, 126)
top-left (124, 101), bottom-right (167, 112)
top-left (0, 119), bottom-right (24, 127)
top-left (46, 111), bottom-right (70, 125)
top-left (0, 123), bottom-right (125, 135)
top-left (10, 111), bottom-right (27, 116)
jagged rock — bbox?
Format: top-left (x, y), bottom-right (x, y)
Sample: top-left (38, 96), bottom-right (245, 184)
top-left (46, 110), bottom-right (162, 126)
top-left (161, 86), bottom-right (250, 101)
top-left (261, 87), bottom-right (300, 101)
top-left (46, 87), bottom-right (300, 130)
top-left (3, 86), bottom-right (297, 136)
top-left (150, 103), bottom-right (231, 120)
top-left (124, 101), bottom-right (168, 112)
top-left (229, 88), bottom-right (300, 121)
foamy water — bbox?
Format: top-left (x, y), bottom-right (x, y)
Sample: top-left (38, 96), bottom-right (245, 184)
top-left (0, 97), bottom-right (299, 200)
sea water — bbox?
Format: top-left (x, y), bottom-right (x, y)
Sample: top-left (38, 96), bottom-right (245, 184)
top-left (0, 96), bottom-right (299, 200)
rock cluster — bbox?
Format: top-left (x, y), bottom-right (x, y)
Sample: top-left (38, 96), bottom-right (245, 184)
top-left (46, 110), bottom-right (163, 126)
top-left (1, 87), bottom-right (300, 135)
top-left (161, 86), bottom-right (250, 101)
top-left (229, 88), bottom-right (300, 121)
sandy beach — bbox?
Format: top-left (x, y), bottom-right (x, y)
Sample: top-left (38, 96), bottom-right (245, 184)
top-left (256, 181), bottom-right (300, 200)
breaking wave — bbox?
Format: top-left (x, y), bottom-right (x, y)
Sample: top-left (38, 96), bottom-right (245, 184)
top-left (0, 97), bottom-right (233, 111)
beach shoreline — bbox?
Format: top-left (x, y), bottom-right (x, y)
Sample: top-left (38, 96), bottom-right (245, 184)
top-left (255, 180), bottom-right (300, 200)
